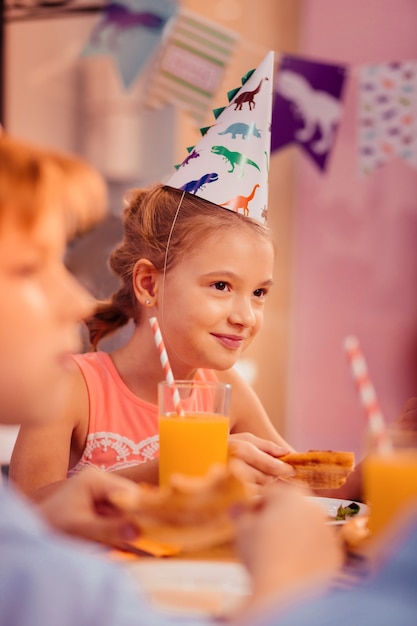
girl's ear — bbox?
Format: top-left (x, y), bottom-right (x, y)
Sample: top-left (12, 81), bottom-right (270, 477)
top-left (132, 259), bottom-right (159, 306)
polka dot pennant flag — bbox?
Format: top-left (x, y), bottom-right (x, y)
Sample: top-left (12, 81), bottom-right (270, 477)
top-left (358, 61), bottom-right (417, 176)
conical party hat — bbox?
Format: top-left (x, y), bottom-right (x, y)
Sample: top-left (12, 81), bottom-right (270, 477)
top-left (166, 51), bottom-right (275, 223)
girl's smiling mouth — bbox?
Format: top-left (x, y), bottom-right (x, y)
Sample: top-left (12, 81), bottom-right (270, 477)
top-left (211, 333), bottom-right (245, 350)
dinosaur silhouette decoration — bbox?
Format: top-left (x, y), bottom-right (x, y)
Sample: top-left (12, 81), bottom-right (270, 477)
top-left (211, 145), bottom-right (260, 176)
top-left (232, 77), bottom-right (269, 111)
top-left (218, 122), bottom-right (262, 140)
top-left (179, 173), bottom-right (219, 194)
top-left (91, 3), bottom-right (165, 48)
top-left (276, 70), bottom-right (342, 155)
top-left (220, 184), bottom-right (260, 217)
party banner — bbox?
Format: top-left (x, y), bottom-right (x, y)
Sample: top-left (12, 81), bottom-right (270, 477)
top-left (271, 54), bottom-right (347, 170)
top-left (145, 8), bottom-right (239, 123)
top-left (358, 61), bottom-right (417, 176)
top-left (82, 0), bottom-right (178, 88)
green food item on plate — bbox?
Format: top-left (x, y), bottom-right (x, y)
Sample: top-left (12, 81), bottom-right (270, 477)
top-left (336, 502), bottom-right (360, 521)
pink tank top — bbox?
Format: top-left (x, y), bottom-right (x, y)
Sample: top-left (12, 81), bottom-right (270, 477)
top-left (68, 351), bottom-right (218, 475)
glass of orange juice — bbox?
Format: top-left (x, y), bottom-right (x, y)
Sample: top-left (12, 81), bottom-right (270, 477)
top-left (363, 428), bottom-right (417, 537)
top-left (158, 380), bottom-right (231, 486)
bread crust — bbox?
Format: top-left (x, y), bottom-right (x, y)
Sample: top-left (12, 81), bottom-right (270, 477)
top-left (281, 450), bottom-right (355, 489)
top-left (110, 464), bottom-right (251, 552)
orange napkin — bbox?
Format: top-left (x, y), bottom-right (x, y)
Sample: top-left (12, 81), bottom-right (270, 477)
top-left (110, 536), bottom-right (181, 560)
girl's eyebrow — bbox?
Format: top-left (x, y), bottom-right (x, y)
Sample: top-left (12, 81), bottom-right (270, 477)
top-left (202, 271), bottom-right (274, 287)
top-left (259, 278), bottom-right (274, 287)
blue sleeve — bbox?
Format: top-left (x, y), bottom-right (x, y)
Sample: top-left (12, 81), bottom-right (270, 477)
top-left (253, 520), bottom-right (417, 626)
top-left (0, 531), bottom-right (212, 626)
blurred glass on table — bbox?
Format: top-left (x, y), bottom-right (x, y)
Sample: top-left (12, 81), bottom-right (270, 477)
top-left (363, 427), bottom-right (417, 536)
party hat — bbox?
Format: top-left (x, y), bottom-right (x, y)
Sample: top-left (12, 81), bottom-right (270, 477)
top-left (166, 51), bottom-right (275, 223)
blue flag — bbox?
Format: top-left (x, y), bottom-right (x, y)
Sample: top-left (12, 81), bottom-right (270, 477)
top-left (82, 0), bottom-right (178, 88)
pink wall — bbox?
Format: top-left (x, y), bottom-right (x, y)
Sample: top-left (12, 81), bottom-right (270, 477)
top-left (287, 0), bottom-right (417, 458)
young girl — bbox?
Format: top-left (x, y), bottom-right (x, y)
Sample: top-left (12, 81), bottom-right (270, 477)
top-left (11, 183), bottom-right (295, 497)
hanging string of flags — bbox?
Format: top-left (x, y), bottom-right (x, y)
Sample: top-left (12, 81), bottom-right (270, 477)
top-left (81, 0), bottom-right (417, 177)
top-left (82, 0), bottom-right (239, 122)
top-left (272, 54), bottom-right (417, 176)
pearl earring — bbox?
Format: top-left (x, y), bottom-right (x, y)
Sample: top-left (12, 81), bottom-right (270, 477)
top-left (145, 299), bottom-right (151, 305)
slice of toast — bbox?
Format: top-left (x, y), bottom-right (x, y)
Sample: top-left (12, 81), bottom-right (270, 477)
top-left (280, 450), bottom-right (355, 489)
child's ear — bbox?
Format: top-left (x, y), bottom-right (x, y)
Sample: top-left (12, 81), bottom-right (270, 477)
top-left (132, 259), bottom-right (159, 305)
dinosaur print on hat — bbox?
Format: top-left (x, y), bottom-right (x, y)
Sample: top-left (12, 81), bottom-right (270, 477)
top-left (232, 75), bottom-right (269, 111)
top-left (166, 51), bottom-right (275, 223)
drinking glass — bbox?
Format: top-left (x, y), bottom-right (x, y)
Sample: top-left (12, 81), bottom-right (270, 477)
top-left (158, 380), bottom-right (231, 486)
top-left (363, 427), bottom-right (417, 536)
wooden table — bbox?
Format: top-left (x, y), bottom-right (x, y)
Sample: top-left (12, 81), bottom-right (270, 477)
top-left (107, 520), bottom-right (373, 618)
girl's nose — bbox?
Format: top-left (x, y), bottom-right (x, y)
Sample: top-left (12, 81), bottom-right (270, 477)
top-left (56, 267), bottom-right (96, 321)
top-left (228, 296), bottom-right (256, 328)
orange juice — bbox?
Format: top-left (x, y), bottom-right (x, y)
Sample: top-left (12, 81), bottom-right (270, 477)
top-left (159, 412), bottom-right (229, 486)
top-left (363, 449), bottom-right (417, 536)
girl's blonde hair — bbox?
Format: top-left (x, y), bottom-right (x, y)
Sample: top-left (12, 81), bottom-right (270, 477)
top-left (87, 184), bottom-right (273, 349)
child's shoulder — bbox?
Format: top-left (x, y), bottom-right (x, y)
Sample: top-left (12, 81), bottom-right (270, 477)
top-left (71, 351), bottom-right (121, 388)
top-left (72, 350), bottom-right (109, 363)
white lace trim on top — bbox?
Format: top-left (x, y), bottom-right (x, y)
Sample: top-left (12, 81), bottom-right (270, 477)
top-left (68, 432), bottom-right (159, 476)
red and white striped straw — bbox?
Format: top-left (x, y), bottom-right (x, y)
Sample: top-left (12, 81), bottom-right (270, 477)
top-left (149, 317), bottom-right (184, 416)
top-left (344, 335), bottom-right (392, 453)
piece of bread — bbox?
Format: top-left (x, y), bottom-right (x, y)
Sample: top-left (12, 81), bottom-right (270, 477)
top-left (110, 464), bottom-right (251, 553)
top-left (280, 450), bottom-right (355, 489)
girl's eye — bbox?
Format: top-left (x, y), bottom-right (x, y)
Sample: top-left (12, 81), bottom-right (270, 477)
top-left (253, 288), bottom-right (268, 298)
top-left (212, 281), bottom-right (230, 292)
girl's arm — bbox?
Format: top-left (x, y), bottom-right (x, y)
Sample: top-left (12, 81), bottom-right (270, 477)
top-left (217, 367), bottom-right (296, 491)
top-left (216, 367), bottom-right (367, 500)
top-left (9, 365), bottom-right (160, 499)
top-left (217, 366), bottom-right (290, 445)
top-left (9, 367), bottom-right (88, 499)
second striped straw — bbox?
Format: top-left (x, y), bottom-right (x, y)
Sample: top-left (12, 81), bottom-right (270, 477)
top-left (149, 316), bottom-right (184, 416)
top-left (344, 335), bottom-right (392, 454)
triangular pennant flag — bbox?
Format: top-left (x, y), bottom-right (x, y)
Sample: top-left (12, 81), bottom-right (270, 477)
top-left (144, 8), bottom-right (239, 123)
top-left (358, 60), bottom-right (417, 176)
top-left (166, 51), bottom-right (275, 224)
top-left (82, 0), bottom-right (177, 89)
top-left (271, 54), bottom-right (347, 170)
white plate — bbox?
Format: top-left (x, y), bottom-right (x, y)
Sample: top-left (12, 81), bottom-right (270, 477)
top-left (126, 559), bottom-right (251, 617)
top-left (307, 496), bottom-right (369, 526)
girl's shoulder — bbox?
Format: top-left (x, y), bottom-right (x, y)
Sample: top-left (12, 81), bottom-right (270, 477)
top-left (71, 351), bottom-right (118, 382)
top-left (71, 350), bottom-right (110, 366)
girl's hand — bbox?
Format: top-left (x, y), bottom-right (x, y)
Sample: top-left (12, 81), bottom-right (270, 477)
top-left (228, 432), bottom-right (295, 493)
top-left (395, 397), bottom-right (417, 431)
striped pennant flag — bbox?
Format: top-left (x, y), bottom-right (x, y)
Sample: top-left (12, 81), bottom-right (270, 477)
top-left (145, 8), bottom-right (239, 123)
